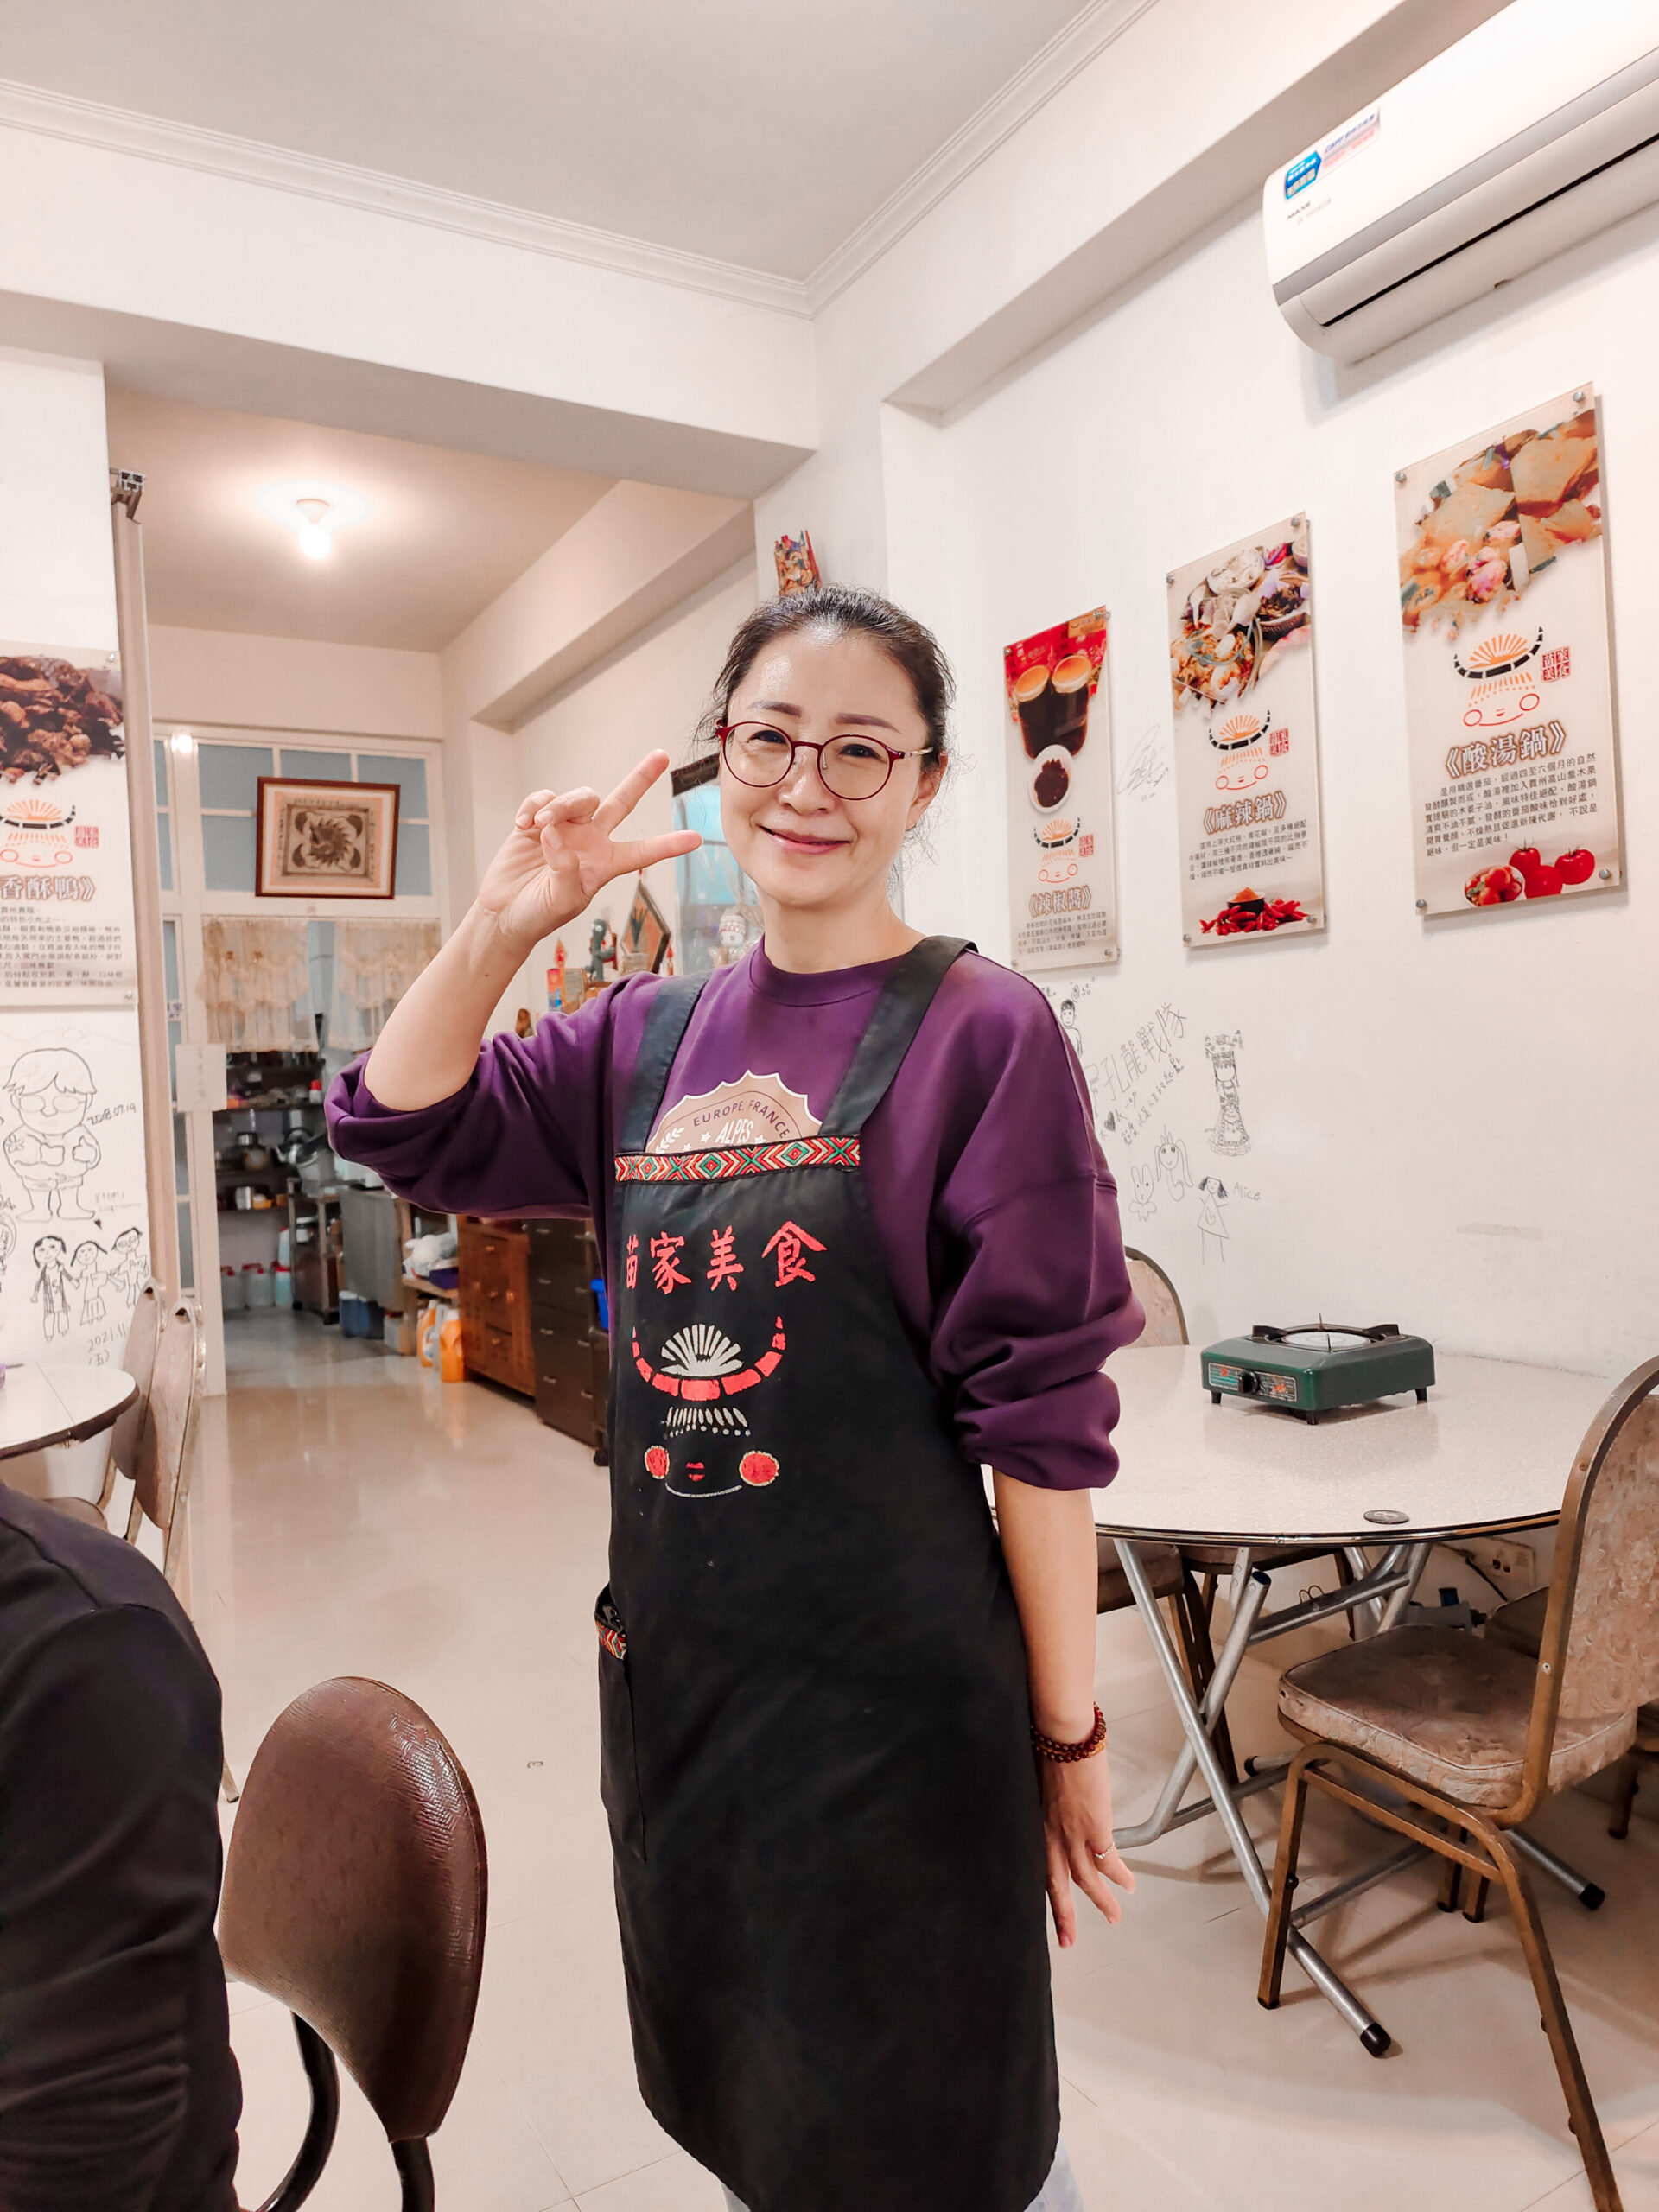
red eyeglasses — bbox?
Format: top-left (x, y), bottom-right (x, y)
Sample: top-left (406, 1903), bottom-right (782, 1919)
top-left (716, 721), bottom-right (931, 802)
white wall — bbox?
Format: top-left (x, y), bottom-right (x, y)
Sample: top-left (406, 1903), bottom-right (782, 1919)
top-left (149, 624), bottom-right (442, 740)
top-left (493, 560), bottom-right (760, 1027)
top-left (919, 199), bottom-right (1659, 1381)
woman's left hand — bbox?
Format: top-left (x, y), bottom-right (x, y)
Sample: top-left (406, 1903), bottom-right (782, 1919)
top-left (1039, 1750), bottom-right (1135, 1948)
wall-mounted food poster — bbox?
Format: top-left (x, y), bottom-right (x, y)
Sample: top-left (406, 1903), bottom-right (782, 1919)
top-left (1396, 386), bottom-right (1619, 917)
top-left (1167, 520), bottom-right (1325, 947)
top-left (0, 649), bottom-right (136, 1001)
top-left (1003, 608), bottom-right (1116, 973)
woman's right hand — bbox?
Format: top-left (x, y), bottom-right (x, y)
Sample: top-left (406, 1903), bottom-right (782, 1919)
top-left (477, 750), bottom-right (701, 954)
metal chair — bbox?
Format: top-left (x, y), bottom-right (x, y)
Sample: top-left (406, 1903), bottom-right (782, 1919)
top-left (42, 1278), bottom-right (165, 1533)
top-left (1486, 1582), bottom-right (1659, 1840)
top-left (1259, 1360), bottom-right (1659, 2212)
top-left (219, 1676), bottom-right (488, 2212)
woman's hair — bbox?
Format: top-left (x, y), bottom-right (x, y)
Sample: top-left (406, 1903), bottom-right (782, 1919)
top-left (694, 584), bottom-right (954, 769)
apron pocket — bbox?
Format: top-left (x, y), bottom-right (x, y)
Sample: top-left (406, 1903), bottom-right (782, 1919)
top-left (595, 1585), bottom-right (645, 1860)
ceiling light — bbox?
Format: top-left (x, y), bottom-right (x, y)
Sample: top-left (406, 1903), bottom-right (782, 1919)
top-left (295, 497), bottom-right (333, 560)
top-left (169, 729), bottom-right (194, 756)
top-left (256, 479), bottom-right (370, 564)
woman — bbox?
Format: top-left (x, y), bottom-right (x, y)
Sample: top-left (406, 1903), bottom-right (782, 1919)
top-left (329, 586), bottom-right (1141, 2212)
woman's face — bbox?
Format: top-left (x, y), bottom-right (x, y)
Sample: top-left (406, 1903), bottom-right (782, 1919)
top-left (720, 628), bottom-right (942, 917)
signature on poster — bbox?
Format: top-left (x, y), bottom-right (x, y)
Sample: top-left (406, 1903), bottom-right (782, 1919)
top-left (1117, 726), bottom-right (1171, 806)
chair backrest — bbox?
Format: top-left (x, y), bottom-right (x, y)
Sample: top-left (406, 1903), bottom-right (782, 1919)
top-left (219, 1676), bottom-right (487, 2149)
top-left (1124, 1248), bottom-right (1188, 1348)
top-left (128, 1298), bottom-right (202, 1575)
top-left (107, 1278), bottom-right (164, 1483)
top-left (1523, 1359), bottom-right (1659, 1806)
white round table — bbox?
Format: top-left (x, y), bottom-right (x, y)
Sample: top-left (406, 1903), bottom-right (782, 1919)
top-left (0, 1363), bottom-right (137, 1460)
top-left (1090, 1344), bottom-right (1620, 2056)
top-left (1092, 1345), bottom-right (1613, 1543)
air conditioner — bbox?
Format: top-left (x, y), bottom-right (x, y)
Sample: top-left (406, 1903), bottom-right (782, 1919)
top-left (1264, 0), bottom-right (1659, 363)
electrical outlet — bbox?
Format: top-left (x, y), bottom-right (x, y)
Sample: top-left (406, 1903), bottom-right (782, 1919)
top-left (1466, 1536), bottom-right (1535, 1587)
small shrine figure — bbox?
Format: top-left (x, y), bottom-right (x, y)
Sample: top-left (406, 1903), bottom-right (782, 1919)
top-left (585, 916), bottom-right (618, 991)
top-left (548, 940), bottom-right (567, 1012)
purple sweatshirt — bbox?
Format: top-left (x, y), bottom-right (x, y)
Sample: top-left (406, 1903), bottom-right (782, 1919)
top-left (327, 942), bottom-right (1139, 1491)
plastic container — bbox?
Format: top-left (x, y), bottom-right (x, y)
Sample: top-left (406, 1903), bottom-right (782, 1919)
top-left (272, 1262), bottom-right (293, 1310)
top-left (276, 1229), bottom-right (291, 1268)
top-left (220, 1264), bottom-right (245, 1313)
top-left (340, 1294), bottom-right (384, 1339)
top-left (416, 1302), bottom-right (442, 1369)
top-left (439, 1312), bottom-right (464, 1382)
top-left (242, 1262), bottom-right (273, 1309)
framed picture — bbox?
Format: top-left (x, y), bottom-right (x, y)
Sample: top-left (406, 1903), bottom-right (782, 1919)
top-left (619, 874), bottom-right (671, 975)
top-left (255, 778), bottom-right (399, 899)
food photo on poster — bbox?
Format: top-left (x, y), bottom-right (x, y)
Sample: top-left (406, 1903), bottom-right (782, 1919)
top-left (1001, 607), bottom-right (1116, 974)
top-left (0, 648), bottom-right (137, 1002)
top-left (1167, 519), bottom-right (1325, 948)
top-left (1395, 385), bottom-right (1621, 918)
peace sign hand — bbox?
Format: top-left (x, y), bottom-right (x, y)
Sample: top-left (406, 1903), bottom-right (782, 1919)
top-left (479, 751), bottom-right (701, 956)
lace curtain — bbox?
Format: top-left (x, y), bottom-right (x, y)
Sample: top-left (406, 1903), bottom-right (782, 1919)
top-left (328, 918), bottom-right (441, 1050)
top-left (200, 918), bottom-right (315, 1050)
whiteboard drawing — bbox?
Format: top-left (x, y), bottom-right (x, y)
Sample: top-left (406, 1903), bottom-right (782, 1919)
top-left (1155, 1128), bottom-right (1192, 1200)
top-left (1205, 1031), bottom-right (1250, 1156)
top-left (31, 1234), bottom-right (75, 1339)
top-left (71, 1237), bottom-right (107, 1324)
top-left (1197, 1175), bottom-right (1230, 1263)
top-left (1127, 1163), bottom-right (1156, 1223)
top-left (106, 1225), bottom-right (147, 1306)
top-left (3, 1047), bottom-right (101, 1218)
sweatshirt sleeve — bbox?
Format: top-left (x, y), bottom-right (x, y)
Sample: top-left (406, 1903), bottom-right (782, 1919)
top-left (916, 970), bottom-right (1142, 1491)
top-left (326, 981), bottom-right (648, 1219)
top-left (0, 1605), bottom-right (232, 2212)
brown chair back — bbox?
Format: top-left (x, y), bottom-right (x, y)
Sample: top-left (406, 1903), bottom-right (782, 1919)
top-left (107, 1278), bottom-right (164, 1483)
top-left (127, 1298), bottom-right (201, 1577)
top-left (1522, 1359), bottom-right (1659, 1808)
top-left (1125, 1247), bottom-right (1187, 1348)
top-left (219, 1676), bottom-right (487, 2147)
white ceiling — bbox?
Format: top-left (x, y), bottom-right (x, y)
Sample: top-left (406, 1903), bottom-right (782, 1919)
top-left (106, 391), bottom-right (613, 651)
top-left (0, 0), bottom-right (1089, 281)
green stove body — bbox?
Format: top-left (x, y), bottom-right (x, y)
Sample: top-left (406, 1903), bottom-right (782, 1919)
top-left (1200, 1324), bottom-right (1435, 1423)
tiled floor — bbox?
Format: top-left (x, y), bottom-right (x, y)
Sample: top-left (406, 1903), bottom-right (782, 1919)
top-left (200, 1312), bottom-right (1659, 2211)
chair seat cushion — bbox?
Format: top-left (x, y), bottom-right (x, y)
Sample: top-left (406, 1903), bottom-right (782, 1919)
top-left (1485, 1586), bottom-right (1548, 1656)
top-left (1280, 1624), bottom-right (1637, 1810)
top-left (45, 1494), bottom-right (106, 1531)
top-left (1097, 1535), bottom-right (1184, 1613)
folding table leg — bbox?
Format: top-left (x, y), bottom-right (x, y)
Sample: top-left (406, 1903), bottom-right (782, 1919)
top-left (1116, 1539), bottom-right (1392, 2056)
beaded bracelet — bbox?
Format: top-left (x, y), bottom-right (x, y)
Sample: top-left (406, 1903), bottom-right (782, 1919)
top-left (1030, 1704), bottom-right (1108, 1763)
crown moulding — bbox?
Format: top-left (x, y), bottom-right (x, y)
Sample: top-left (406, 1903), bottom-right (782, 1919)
top-left (0, 0), bottom-right (1154, 322)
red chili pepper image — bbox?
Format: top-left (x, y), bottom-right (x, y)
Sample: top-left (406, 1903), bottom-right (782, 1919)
top-left (1199, 887), bottom-right (1309, 937)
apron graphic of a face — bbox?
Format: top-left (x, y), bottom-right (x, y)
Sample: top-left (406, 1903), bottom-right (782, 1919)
top-left (632, 1319), bottom-right (787, 1497)
top-left (1452, 628), bottom-right (1544, 727)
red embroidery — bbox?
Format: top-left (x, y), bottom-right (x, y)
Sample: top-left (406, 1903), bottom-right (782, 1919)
top-left (763, 1221), bottom-right (824, 1287)
top-left (645, 1446), bottom-right (669, 1480)
top-left (625, 1234), bottom-right (639, 1290)
top-left (707, 1225), bottom-right (742, 1289)
top-left (597, 1618), bottom-right (627, 1661)
top-left (650, 1232), bottom-right (690, 1294)
top-left (739, 1451), bottom-right (779, 1487)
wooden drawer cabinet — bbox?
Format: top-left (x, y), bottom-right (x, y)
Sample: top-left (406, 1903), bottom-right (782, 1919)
top-left (525, 1218), bottom-right (609, 1456)
top-left (457, 1216), bottom-right (534, 1397)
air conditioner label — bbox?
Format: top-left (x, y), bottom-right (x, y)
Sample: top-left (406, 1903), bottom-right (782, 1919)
top-left (1284, 150), bottom-right (1320, 199)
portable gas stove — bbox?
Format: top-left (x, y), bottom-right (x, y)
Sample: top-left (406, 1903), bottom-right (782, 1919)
top-left (1200, 1322), bottom-right (1435, 1423)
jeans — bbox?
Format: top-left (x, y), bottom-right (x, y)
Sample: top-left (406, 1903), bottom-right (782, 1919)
top-left (720, 2137), bottom-right (1085, 2212)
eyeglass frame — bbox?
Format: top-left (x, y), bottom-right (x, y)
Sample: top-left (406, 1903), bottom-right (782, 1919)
top-left (715, 720), bottom-right (936, 801)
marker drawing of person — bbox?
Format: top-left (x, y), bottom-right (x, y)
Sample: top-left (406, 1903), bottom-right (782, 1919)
top-left (1205, 1032), bottom-right (1250, 1157)
top-left (0, 1208), bottom-right (14, 1289)
top-left (31, 1234), bottom-right (73, 1339)
top-left (1197, 1176), bottom-right (1230, 1265)
top-left (106, 1225), bottom-right (146, 1306)
top-left (73, 1238), bottom-right (107, 1325)
top-left (3, 1048), bottom-right (101, 1219)
top-left (1155, 1128), bottom-right (1192, 1202)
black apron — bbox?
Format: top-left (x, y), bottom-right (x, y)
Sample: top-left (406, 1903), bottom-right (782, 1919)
top-left (597, 938), bottom-right (1058, 2212)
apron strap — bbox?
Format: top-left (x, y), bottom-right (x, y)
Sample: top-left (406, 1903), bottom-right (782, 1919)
top-left (821, 936), bottom-right (973, 1136)
top-left (618, 976), bottom-right (709, 1154)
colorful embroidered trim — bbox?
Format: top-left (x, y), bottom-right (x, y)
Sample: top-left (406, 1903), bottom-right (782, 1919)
top-left (596, 1618), bottom-right (627, 1662)
top-left (615, 1134), bottom-right (860, 1182)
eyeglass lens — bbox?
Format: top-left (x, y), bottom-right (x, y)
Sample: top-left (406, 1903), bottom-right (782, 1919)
top-left (724, 723), bottom-right (894, 800)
